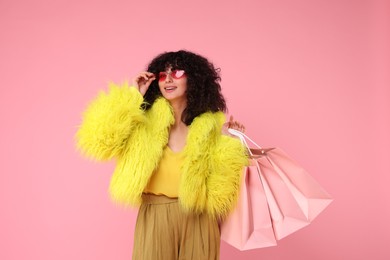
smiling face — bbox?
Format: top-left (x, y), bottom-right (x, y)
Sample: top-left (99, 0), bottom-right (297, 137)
top-left (158, 67), bottom-right (188, 103)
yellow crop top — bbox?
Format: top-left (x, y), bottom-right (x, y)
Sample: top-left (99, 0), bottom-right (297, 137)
top-left (144, 145), bottom-right (185, 198)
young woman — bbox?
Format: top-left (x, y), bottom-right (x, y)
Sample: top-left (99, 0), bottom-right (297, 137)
top-left (76, 50), bottom-right (248, 260)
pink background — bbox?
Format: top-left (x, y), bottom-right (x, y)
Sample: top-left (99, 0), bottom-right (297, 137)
top-left (1, 0), bottom-right (389, 259)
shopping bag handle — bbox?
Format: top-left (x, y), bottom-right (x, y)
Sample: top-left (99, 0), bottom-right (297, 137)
top-left (228, 128), bottom-right (274, 158)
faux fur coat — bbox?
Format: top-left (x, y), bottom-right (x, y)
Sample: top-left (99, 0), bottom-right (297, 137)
top-left (76, 82), bottom-right (248, 219)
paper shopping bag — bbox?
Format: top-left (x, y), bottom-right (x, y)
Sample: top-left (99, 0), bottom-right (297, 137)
top-left (220, 162), bottom-right (277, 250)
top-left (221, 129), bottom-right (333, 249)
top-left (253, 147), bottom-right (333, 239)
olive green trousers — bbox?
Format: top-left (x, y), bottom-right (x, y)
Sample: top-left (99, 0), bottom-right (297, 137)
top-left (132, 194), bottom-right (220, 260)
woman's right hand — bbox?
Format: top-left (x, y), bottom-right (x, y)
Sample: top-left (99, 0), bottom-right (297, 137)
top-left (132, 71), bottom-right (156, 96)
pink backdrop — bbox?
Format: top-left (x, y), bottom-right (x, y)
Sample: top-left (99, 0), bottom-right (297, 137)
top-left (1, 0), bottom-right (389, 259)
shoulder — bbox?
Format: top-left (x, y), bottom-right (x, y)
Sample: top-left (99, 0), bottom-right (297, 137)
top-left (190, 111), bottom-right (225, 132)
top-left (145, 97), bottom-right (174, 125)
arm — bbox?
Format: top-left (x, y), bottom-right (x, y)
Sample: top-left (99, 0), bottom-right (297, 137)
top-left (75, 83), bottom-right (145, 161)
top-left (76, 72), bottom-right (156, 161)
top-left (207, 135), bottom-right (249, 219)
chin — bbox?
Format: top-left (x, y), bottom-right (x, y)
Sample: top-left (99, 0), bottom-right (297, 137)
top-left (163, 94), bottom-right (187, 103)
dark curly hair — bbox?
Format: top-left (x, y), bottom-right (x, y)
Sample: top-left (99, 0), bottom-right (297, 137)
top-left (142, 50), bottom-right (227, 125)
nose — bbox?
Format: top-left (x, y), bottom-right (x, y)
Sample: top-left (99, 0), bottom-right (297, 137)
top-left (164, 72), bottom-right (173, 83)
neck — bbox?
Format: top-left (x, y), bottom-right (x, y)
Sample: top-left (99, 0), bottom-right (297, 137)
top-left (170, 99), bottom-right (187, 127)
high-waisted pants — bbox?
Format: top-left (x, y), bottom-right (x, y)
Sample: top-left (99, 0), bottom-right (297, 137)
top-left (132, 194), bottom-right (220, 260)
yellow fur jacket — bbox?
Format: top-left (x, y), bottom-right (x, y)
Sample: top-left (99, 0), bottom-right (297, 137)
top-left (76, 83), bottom-right (248, 219)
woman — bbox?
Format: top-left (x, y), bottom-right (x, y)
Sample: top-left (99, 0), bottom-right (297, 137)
top-left (76, 50), bottom-right (248, 259)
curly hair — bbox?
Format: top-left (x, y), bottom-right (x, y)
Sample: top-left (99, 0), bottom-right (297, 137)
top-left (142, 50), bottom-right (227, 125)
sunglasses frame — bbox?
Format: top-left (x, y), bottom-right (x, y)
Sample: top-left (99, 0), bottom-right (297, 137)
top-left (158, 70), bottom-right (186, 82)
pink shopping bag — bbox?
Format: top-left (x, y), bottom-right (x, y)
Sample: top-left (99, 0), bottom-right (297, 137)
top-left (220, 162), bottom-right (277, 250)
top-left (254, 147), bottom-right (333, 240)
top-left (221, 129), bottom-right (333, 250)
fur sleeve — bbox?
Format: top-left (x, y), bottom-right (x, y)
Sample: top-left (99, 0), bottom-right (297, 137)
top-left (207, 135), bottom-right (249, 219)
top-left (75, 83), bottom-right (145, 161)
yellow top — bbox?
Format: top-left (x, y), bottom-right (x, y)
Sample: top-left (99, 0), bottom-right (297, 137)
top-left (144, 145), bottom-right (185, 198)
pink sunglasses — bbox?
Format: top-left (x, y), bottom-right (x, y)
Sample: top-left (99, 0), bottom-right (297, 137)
top-left (158, 70), bottom-right (186, 81)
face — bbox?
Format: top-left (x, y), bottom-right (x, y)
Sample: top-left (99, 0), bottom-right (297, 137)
top-left (158, 67), bottom-right (188, 103)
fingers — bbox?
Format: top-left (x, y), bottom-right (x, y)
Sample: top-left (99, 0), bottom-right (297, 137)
top-left (132, 71), bottom-right (156, 96)
top-left (229, 115), bottom-right (234, 125)
top-left (232, 121), bottom-right (245, 132)
top-left (132, 72), bottom-right (156, 87)
top-left (227, 115), bottom-right (234, 128)
top-left (227, 115), bottom-right (245, 132)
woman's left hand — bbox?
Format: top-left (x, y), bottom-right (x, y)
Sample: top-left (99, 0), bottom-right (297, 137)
top-left (222, 115), bottom-right (245, 135)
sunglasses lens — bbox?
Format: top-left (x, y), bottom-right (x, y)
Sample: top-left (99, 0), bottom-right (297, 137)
top-left (158, 72), bottom-right (167, 81)
top-left (158, 70), bottom-right (185, 81)
top-left (172, 70), bottom-right (185, 79)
